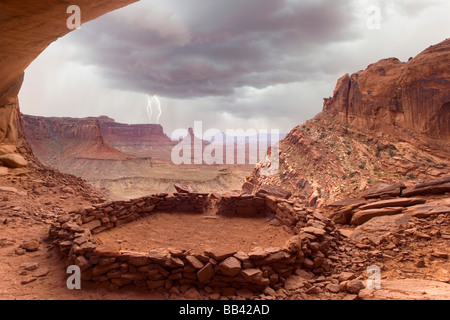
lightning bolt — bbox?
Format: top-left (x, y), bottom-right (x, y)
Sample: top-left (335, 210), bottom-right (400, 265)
top-left (153, 96), bottom-right (162, 124)
top-left (146, 94), bottom-right (152, 124)
top-left (146, 95), bottom-right (162, 124)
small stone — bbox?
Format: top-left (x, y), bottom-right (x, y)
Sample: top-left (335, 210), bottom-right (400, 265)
top-left (248, 247), bottom-right (267, 259)
top-left (222, 287), bottom-right (236, 296)
top-left (184, 287), bottom-right (201, 299)
top-left (209, 293), bottom-right (220, 300)
top-left (21, 262), bottom-right (39, 271)
top-left (33, 268), bottom-right (50, 277)
top-left (305, 286), bottom-right (320, 294)
top-left (346, 280), bottom-right (365, 294)
top-left (197, 263), bottom-right (214, 283)
top-left (416, 259), bottom-right (426, 268)
top-left (302, 227), bottom-right (326, 237)
top-left (75, 256), bottom-right (90, 271)
top-left (295, 269), bottom-right (314, 280)
top-left (338, 272), bottom-right (356, 282)
top-left (414, 231), bottom-right (431, 240)
top-left (263, 287), bottom-right (276, 296)
top-left (186, 255), bottom-right (204, 269)
top-left (218, 257), bottom-right (241, 277)
top-left (21, 277), bottom-right (37, 285)
top-left (236, 289), bottom-right (254, 299)
top-left (284, 275), bottom-right (304, 291)
top-left (20, 240), bottom-right (39, 252)
top-left (14, 248), bottom-right (25, 256)
top-left (326, 283), bottom-right (341, 293)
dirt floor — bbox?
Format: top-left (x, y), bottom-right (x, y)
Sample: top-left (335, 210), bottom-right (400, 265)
top-left (95, 212), bottom-right (293, 254)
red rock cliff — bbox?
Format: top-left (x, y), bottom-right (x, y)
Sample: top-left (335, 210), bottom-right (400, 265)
top-left (98, 117), bottom-right (170, 144)
top-left (323, 38), bottom-right (450, 141)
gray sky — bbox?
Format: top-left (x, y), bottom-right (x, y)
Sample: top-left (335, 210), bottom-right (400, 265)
top-left (19, 0), bottom-right (450, 135)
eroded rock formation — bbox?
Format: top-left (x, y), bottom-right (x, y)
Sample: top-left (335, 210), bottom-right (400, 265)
top-left (245, 39), bottom-right (450, 203)
top-left (323, 39), bottom-right (450, 141)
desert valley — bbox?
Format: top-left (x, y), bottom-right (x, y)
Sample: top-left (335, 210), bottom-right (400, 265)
top-left (0, 0), bottom-right (449, 304)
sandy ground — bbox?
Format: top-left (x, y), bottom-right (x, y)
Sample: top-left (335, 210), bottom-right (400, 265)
top-left (95, 212), bottom-right (292, 254)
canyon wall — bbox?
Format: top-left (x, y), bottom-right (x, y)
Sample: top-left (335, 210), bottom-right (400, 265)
top-left (22, 115), bottom-right (130, 164)
top-left (98, 116), bottom-right (170, 144)
top-left (323, 38), bottom-right (450, 141)
top-left (0, 0), bottom-right (138, 145)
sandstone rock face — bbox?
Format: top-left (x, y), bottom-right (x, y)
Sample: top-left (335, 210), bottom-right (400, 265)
top-left (0, 0), bottom-right (138, 144)
top-left (324, 39), bottom-right (450, 141)
top-left (23, 115), bottom-right (131, 165)
top-left (98, 117), bottom-right (169, 144)
top-left (0, 144), bottom-right (17, 155)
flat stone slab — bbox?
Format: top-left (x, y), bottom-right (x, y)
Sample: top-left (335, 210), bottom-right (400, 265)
top-left (359, 279), bottom-right (450, 300)
top-left (404, 204), bottom-right (450, 218)
top-left (364, 182), bottom-right (406, 199)
top-left (359, 197), bottom-right (426, 210)
top-left (255, 184), bottom-right (292, 199)
top-left (402, 182), bottom-right (450, 197)
top-left (351, 207), bottom-right (404, 225)
top-left (351, 214), bottom-right (412, 245)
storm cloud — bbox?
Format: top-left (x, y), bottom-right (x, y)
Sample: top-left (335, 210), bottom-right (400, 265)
top-left (19, 0), bottom-right (450, 133)
top-left (69, 0), bottom-right (358, 99)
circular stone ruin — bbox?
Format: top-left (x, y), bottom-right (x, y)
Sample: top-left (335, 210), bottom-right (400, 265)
top-left (49, 192), bottom-right (336, 295)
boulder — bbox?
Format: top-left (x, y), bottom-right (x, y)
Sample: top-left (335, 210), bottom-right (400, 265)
top-left (255, 184), bottom-right (292, 199)
top-left (350, 207), bottom-right (405, 225)
top-left (351, 214), bottom-right (412, 245)
top-left (0, 153), bottom-right (27, 168)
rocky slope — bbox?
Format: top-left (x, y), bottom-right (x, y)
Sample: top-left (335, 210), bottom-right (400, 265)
top-left (245, 39), bottom-right (450, 205)
top-left (323, 39), bottom-right (450, 141)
